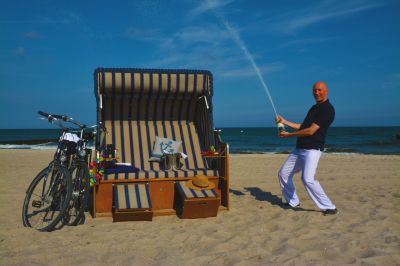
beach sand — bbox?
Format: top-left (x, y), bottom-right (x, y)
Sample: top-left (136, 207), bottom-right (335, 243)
top-left (0, 150), bottom-right (399, 265)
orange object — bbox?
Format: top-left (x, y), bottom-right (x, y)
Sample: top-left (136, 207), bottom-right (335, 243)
top-left (201, 150), bottom-right (219, 156)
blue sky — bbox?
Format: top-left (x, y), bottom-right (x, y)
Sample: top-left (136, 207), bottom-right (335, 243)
top-left (1, 0), bottom-right (399, 128)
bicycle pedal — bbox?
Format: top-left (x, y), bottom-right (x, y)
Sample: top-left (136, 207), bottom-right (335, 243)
top-left (32, 200), bottom-right (42, 208)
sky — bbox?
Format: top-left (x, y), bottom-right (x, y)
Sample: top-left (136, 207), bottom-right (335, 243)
top-left (1, 0), bottom-right (399, 128)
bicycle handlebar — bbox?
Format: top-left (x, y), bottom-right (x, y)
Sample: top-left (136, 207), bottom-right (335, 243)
top-left (38, 110), bottom-right (106, 135)
top-left (38, 110), bottom-right (50, 117)
top-left (38, 110), bottom-right (86, 129)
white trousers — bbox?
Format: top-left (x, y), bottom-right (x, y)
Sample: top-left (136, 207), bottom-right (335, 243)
top-left (278, 148), bottom-right (336, 210)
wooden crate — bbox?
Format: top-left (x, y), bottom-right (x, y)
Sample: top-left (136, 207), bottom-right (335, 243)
top-left (175, 181), bottom-right (220, 219)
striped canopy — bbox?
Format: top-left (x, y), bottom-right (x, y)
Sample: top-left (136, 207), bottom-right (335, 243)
top-left (95, 68), bottom-right (213, 98)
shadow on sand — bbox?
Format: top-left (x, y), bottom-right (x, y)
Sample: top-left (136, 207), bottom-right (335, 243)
top-left (229, 188), bottom-right (246, 196)
top-left (242, 187), bottom-right (319, 212)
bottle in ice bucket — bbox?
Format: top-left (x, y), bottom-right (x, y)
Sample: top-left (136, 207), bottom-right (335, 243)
top-left (277, 122), bottom-right (286, 133)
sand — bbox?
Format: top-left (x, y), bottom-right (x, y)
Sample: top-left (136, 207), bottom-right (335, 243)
top-left (0, 150), bottom-right (399, 266)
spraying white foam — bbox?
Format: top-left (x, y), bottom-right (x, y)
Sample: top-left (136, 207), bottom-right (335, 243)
top-left (217, 14), bottom-right (279, 117)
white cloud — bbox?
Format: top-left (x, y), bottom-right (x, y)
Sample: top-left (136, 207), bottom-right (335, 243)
top-left (282, 37), bottom-right (336, 47)
top-left (219, 62), bottom-right (286, 78)
top-left (141, 23), bottom-right (285, 79)
top-left (121, 5), bottom-right (285, 80)
top-left (188, 0), bottom-right (234, 18)
top-left (175, 24), bottom-right (230, 44)
top-left (256, 0), bottom-right (384, 34)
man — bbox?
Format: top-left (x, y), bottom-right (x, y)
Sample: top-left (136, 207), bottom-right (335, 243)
top-left (275, 81), bottom-right (337, 215)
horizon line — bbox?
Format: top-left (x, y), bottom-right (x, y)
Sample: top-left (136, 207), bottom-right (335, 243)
top-left (1, 125), bottom-right (400, 130)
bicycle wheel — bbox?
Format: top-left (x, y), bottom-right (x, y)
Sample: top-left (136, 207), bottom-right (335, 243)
top-left (22, 163), bottom-right (72, 232)
top-left (64, 161), bottom-right (89, 226)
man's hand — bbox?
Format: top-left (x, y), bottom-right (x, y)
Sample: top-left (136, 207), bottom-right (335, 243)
top-left (276, 115), bottom-right (302, 131)
top-left (275, 115), bottom-right (285, 124)
top-left (279, 131), bottom-right (291, 138)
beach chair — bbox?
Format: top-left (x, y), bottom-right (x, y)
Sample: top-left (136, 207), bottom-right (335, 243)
top-left (93, 68), bottom-right (229, 219)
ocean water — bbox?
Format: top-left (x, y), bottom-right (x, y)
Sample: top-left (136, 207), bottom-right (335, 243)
top-left (0, 127), bottom-right (399, 155)
top-left (219, 127), bottom-right (400, 155)
top-left (0, 129), bottom-right (62, 149)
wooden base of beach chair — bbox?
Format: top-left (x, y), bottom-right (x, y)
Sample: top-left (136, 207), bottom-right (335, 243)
top-left (153, 209), bottom-right (176, 216)
top-left (113, 209), bottom-right (153, 222)
top-left (94, 183), bottom-right (113, 216)
top-left (175, 181), bottom-right (220, 219)
top-left (149, 182), bottom-right (175, 210)
top-left (93, 177), bottom-right (223, 218)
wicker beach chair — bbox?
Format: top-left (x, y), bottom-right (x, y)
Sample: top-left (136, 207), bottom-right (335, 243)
top-left (93, 68), bottom-right (229, 219)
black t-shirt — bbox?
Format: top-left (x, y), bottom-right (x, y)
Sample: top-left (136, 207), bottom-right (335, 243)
top-left (296, 99), bottom-right (335, 150)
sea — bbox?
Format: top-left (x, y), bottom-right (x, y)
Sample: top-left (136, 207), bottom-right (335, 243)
top-left (0, 127), bottom-right (399, 155)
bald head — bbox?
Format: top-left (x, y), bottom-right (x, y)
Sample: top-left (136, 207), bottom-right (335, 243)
top-left (313, 81), bottom-right (328, 90)
top-left (312, 81), bottom-right (329, 104)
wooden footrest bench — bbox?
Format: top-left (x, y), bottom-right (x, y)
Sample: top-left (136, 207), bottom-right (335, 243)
top-left (113, 183), bottom-right (153, 222)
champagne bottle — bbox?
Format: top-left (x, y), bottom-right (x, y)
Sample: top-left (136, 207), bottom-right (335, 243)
top-left (277, 122), bottom-right (286, 133)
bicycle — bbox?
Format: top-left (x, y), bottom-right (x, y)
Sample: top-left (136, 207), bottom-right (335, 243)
top-left (22, 111), bottom-right (98, 231)
top-left (62, 120), bottom-right (97, 226)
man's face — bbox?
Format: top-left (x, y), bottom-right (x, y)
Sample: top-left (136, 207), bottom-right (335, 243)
top-left (313, 82), bottom-right (328, 104)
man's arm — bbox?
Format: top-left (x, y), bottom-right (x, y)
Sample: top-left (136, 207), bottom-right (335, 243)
top-left (279, 123), bottom-right (320, 138)
top-left (275, 115), bottom-right (301, 130)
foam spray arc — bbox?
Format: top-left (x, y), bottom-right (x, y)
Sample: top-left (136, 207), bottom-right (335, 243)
top-left (219, 17), bottom-right (279, 118)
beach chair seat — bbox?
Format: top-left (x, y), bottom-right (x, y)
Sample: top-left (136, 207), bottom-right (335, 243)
top-left (113, 183), bottom-right (153, 222)
top-left (104, 166), bottom-right (218, 180)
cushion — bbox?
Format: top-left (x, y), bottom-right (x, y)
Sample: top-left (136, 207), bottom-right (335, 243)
top-left (114, 183), bottom-right (152, 209)
top-left (149, 136), bottom-right (182, 162)
top-left (105, 165), bottom-right (140, 174)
